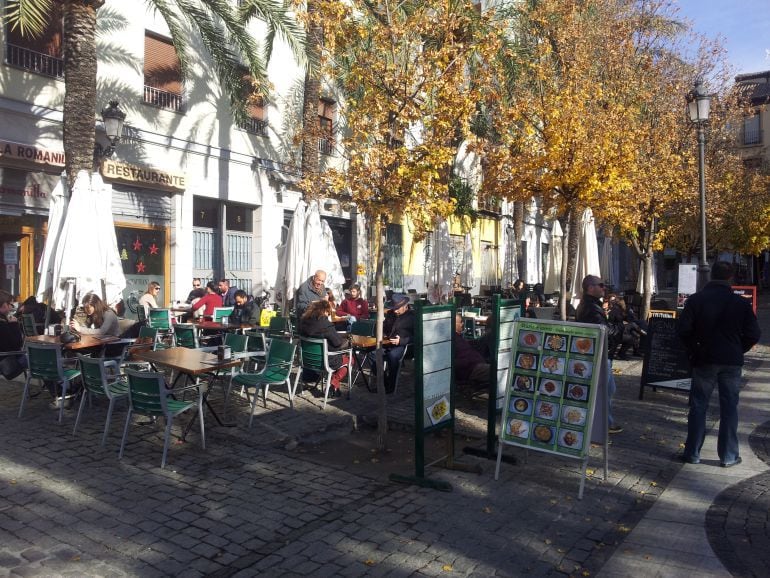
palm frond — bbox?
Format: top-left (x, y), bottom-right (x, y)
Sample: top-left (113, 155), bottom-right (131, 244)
top-left (3, 0), bottom-right (52, 37)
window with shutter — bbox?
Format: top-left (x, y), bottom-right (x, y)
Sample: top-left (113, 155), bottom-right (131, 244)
top-left (318, 99), bottom-right (336, 156)
top-left (143, 32), bottom-right (184, 111)
top-left (4, 4), bottom-right (63, 78)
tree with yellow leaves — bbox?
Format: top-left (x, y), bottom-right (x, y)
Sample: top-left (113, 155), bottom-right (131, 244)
top-left (314, 0), bottom-right (505, 448)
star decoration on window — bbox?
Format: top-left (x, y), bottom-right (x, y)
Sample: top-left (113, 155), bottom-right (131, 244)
top-left (136, 261), bottom-right (146, 273)
top-left (149, 243), bottom-right (159, 255)
top-left (133, 238), bottom-right (143, 251)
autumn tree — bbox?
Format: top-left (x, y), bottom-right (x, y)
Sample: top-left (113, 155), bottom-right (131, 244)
top-left (315, 0), bottom-right (504, 449)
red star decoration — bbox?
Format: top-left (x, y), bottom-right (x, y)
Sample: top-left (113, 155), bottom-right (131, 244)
top-left (132, 238), bottom-right (143, 251)
top-left (136, 261), bottom-right (146, 273)
top-left (149, 243), bottom-right (159, 255)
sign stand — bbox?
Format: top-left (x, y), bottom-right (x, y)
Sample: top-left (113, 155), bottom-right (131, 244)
top-left (389, 303), bottom-right (481, 492)
top-left (494, 319), bottom-right (609, 499)
top-left (463, 295), bottom-right (522, 463)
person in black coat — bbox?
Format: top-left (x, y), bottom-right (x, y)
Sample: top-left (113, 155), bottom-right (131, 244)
top-left (0, 290), bottom-right (26, 380)
top-left (231, 290), bottom-right (260, 326)
top-left (299, 299), bottom-right (350, 395)
top-left (677, 261), bottom-right (761, 466)
top-left (380, 293), bottom-right (415, 393)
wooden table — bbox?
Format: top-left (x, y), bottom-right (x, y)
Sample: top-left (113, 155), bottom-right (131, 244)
top-left (133, 347), bottom-right (242, 437)
top-left (193, 321), bottom-right (253, 332)
top-left (26, 334), bottom-right (119, 351)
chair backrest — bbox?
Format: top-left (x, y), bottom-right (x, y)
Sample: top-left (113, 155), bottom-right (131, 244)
top-left (174, 324), bottom-right (199, 349)
top-left (351, 319), bottom-right (376, 337)
top-left (268, 316), bottom-right (291, 340)
top-left (244, 330), bottom-right (266, 353)
top-left (124, 369), bottom-right (171, 416)
top-left (148, 308), bottom-right (172, 330)
top-left (21, 314), bottom-right (39, 337)
top-left (137, 305), bottom-right (147, 323)
top-left (462, 317), bottom-right (476, 339)
top-left (213, 307), bottom-right (234, 322)
top-left (262, 339), bottom-right (296, 380)
top-left (138, 325), bottom-right (159, 342)
top-left (77, 355), bottom-right (113, 396)
top-left (101, 339), bottom-right (133, 364)
top-left (298, 337), bottom-right (330, 373)
top-left (223, 332), bottom-right (249, 353)
top-left (25, 342), bottom-right (65, 381)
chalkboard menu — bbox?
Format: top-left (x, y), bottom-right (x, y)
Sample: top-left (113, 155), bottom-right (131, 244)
top-left (639, 316), bottom-right (691, 398)
top-left (499, 320), bottom-right (604, 459)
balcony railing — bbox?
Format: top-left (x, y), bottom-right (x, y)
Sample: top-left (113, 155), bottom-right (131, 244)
top-left (143, 85), bottom-right (185, 112)
top-left (318, 137), bottom-right (335, 156)
top-left (5, 43), bottom-right (63, 79)
top-left (741, 125), bottom-right (763, 146)
top-left (239, 117), bottom-right (268, 137)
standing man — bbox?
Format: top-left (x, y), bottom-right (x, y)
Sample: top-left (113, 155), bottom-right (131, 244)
top-left (677, 261), bottom-right (760, 467)
top-left (218, 279), bottom-right (239, 307)
top-left (295, 270), bottom-right (327, 317)
top-left (575, 275), bottom-right (623, 434)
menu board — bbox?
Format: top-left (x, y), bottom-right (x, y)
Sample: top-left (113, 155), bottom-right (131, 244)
top-left (500, 320), bottom-right (603, 459)
top-left (639, 316), bottom-right (691, 397)
top-left (732, 285), bottom-right (757, 314)
top-left (420, 309), bottom-right (453, 429)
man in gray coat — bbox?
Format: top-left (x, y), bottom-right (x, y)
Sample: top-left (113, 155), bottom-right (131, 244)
top-left (295, 270), bottom-right (327, 317)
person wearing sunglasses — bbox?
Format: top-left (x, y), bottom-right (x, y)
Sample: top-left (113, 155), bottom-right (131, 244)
top-left (575, 275), bottom-right (623, 434)
top-left (186, 278), bottom-right (206, 305)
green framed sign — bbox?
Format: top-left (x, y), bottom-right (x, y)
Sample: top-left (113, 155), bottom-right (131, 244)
top-left (495, 319), bottom-right (608, 498)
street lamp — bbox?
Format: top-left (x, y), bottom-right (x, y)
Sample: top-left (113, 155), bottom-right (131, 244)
top-left (686, 77), bottom-right (711, 290)
top-left (99, 100), bottom-right (126, 158)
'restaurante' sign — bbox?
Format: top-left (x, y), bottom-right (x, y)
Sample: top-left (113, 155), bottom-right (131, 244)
top-left (101, 159), bottom-right (186, 192)
top-left (0, 140), bottom-right (65, 167)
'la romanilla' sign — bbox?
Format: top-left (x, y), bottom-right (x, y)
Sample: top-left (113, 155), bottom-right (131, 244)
top-left (101, 159), bottom-right (186, 192)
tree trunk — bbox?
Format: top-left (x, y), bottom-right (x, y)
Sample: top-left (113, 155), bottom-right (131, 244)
top-left (641, 252), bottom-right (653, 319)
top-left (373, 216), bottom-right (388, 451)
top-left (300, 0), bottom-right (322, 186)
top-left (512, 200), bottom-right (524, 279)
top-left (558, 212), bottom-right (570, 321)
top-left (62, 0), bottom-right (103, 189)
top-left (565, 209), bottom-right (580, 297)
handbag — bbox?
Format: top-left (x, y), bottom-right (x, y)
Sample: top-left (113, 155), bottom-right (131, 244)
top-left (0, 355), bottom-right (25, 380)
top-left (60, 328), bottom-right (81, 344)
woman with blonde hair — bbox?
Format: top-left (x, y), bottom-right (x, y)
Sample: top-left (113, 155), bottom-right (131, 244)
top-left (138, 281), bottom-right (161, 316)
top-left (71, 293), bottom-right (120, 337)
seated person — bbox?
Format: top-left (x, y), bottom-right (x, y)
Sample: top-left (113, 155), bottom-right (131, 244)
top-left (186, 278), bottom-right (206, 304)
top-left (454, 313), bottom-right (490, 392)
top-left (191, 281), bottom-right (224, 318)
top-left (0, 289), bottom-right (27, 380)
top-left (17, 295), bottom-right (62, 326)
top-left (376, 293), bottom-right (415, 394)
top-left (299, 300), bottom-right (350, 397)
top-left (70, 293), bottom-right (120, 337)
top-left (231, 290), bottom-right (260, 326)
top-left (336, 283), bottom-right (369, 323)
top-left (138, 281), bottom-right (161, 317)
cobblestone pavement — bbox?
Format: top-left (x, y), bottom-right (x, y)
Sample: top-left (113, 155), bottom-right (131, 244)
top-left (0, 304), bottom-right (768, 577)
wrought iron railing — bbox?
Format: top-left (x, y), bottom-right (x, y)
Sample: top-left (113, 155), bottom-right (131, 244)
top-left (4, 43), bottom-right (63, 79)
top-left (143, 85), bottom-right (185, 112)
top-left (742, 125), bottom-right (763, 146)
top-left (239, 117), bottom-right (268, 137)
top-left (318, 137), bottom-right (335, 156)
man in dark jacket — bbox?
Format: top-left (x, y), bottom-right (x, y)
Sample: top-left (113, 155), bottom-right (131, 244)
top-left (453, 314), bottom-right (490, 392)
top-left (677, 261), bottom-right (761, 467)
top-left (231, 290), bottom-right (260, 326)
top-left (381, 293), bottom-right (415, 393)
top-left (575, 275), bottom-right (622, 433)
top-left (0, 290), bottom-right (26, 380)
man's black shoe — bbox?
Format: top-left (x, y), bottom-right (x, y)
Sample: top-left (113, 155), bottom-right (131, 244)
top-left (720, 457), bottom-right (742, 468)
top-left (679, 454), bottom-right (700, 464)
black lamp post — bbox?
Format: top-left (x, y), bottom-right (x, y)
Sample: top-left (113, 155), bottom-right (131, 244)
top-left (100, 100), bottom-right (126, 158)
top-left (686, 78), bottom-right (712, 290)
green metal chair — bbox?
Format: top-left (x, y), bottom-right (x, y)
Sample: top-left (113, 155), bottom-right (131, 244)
top-left (121, 369), bottom-right (204, 469)
top-left (231, 339), bottom-right (297, 427)
top-left (173, 323), bottom-right (199, 349)
top-left (148, 308), bottom-right (174, 347)
top-left (294, 337), bottom-right (352, 409)
top-left (73, 356), bottom-right (129, 445)
top-left (244, 329), bottom-right (267, 371)
top-left (136, 305), bottom-right (147, 324)
top-left (19, 342), bottom-right (81, 423)
top-left (213, 307), bottom-right (234, 323)
top-left (350, 319), bottom-right (376, 337)
top-left (267, 316), bottom-right (292, 341)
top-left (20, 313), bottom-right (40, 338)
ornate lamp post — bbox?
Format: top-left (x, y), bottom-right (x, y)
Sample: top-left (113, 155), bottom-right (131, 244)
top-left (686, 78), bottom-right (712, 290)
top-left (100, 100), bottom-right (126, 158)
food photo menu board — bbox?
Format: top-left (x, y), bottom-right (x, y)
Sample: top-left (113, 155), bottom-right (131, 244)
top-left (500, 320), bottom-right (604, 459)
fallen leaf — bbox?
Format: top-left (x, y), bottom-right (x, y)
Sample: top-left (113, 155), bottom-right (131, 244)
top-left (545, 538), bottom-right (552, 545)
top-left (483, 506), bottom-right (492, 514)
top-left (549, 499), bottom-right (558, 505)
top-left (582, 570), bottom-right (591, 577)
top-left (442, 564), bottom-right (453, 571)
top-left (353, 460), bottom-right (360, 464)
top-left (650, 481), bottom-right (658, 487)
top-left (364, 559), bottom-right (376, 566)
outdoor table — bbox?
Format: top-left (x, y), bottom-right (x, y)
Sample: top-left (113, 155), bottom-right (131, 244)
top-left (351, 334), bottom-right (377, 391)
top-left (25, 334), bottom-right (119, 352)
top-left (193, 320), bottom-right (253, 332)
top-left (132, 347), bottom-right (242, 439)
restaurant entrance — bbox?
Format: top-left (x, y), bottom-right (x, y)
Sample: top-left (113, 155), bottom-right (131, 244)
top-left (0, 225), bottom-right (35, 300)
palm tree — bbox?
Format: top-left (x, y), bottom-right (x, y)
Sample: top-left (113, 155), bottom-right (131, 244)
top-left (4, 0), bottom-right (305, 188)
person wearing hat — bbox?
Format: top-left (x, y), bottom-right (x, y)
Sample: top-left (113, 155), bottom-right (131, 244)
top-left (379, 293), bottom-right (414, 393)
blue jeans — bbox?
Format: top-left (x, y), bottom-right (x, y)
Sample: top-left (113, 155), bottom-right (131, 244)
top-left (684, 364), bottom-right (742, 463)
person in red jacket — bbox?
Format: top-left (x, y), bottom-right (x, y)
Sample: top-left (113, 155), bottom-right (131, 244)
top-left (336, 284), bottom-right (369, 322)
top-left (191, 281), bottom-right (223, 317)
